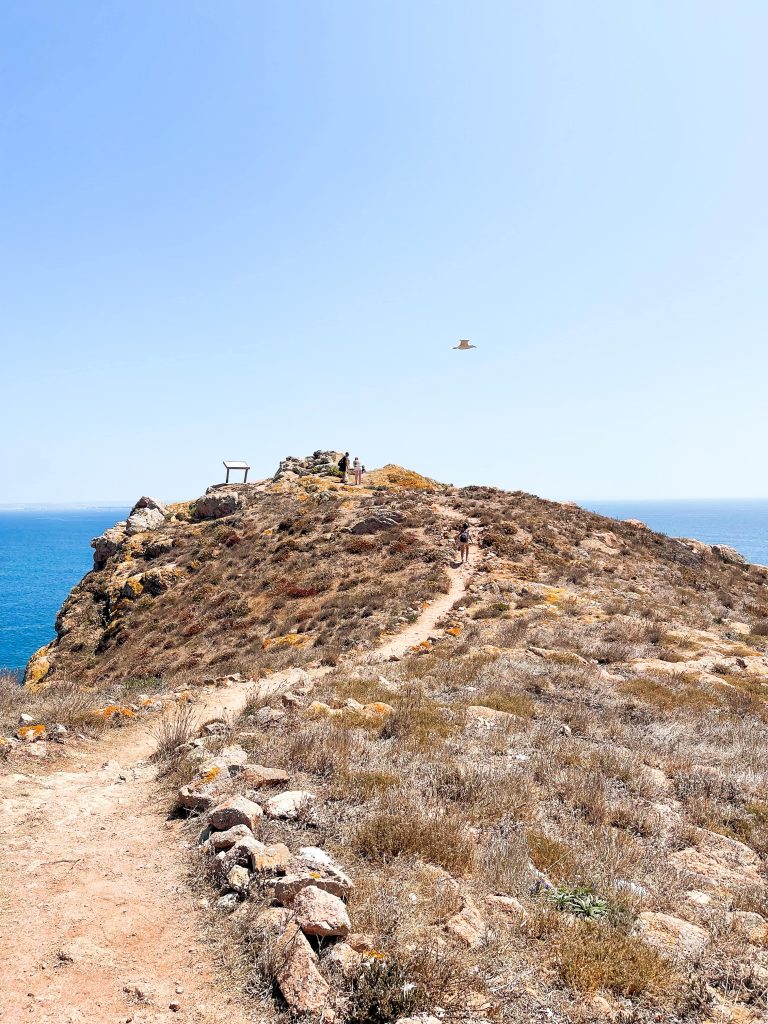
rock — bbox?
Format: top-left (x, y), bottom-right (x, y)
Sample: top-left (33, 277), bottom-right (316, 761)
top-left (637, 912), bottom-right (709, 954)
top-left (293, 885), bottom-right (351, 937)
top-left (133, 495), bottom-right (168, 515)
top-left (466, 705), bottom-right (517, 725)
top-left (177, 779), bottom-right (227, 812)
top-left (16, 724), bottom-right (46, 743)
top-left (346, 933), bottom-right (376, 953)
top-left (263, 790), bottom-right (315, 820)
top-left (254, 707), bottom-right (287, 727)
top-left (203, 824), bottom-right (253, 853)
top-left (350, 511), bottom-right (405, 535)
top-left (725, 910), bottom-right (768, 944)
top-left (195, 488), bottom-right (243, 520)
top-left (219, 836), bottom-right (268, 871)
top-left (251, 843), bottom-right (292, 874)
top-left (140, 565), bottom-right (181, 595)
top-left (240, 764), bottom-right (290, 788)
top-left (274, 451), bottom-right (344, 482)
top-left (126, 506), bottom-right (166, 536)
top-left (18, 713), bottom-right (34, 725)
top-left (685, 890), bottom-right (713, 907)
top-left (24, 648), bottom-right (53, 687)
top-left (274, 870), bottom-right (352, 905)
top-left (324, 942), bottom-right (362, 977)
top-left (91, 523), bottom-right (128, 569)
top-left (144, 536), bottom-right (175, 559)
top-left (446, 902), bottom-right (487, 948)
top-left (712, 544), bottom-right (748, 566)
top-left (216, 893), bottom-right (240, 911)
top-left (485, 894), bottom-right (527, 920)
top-left (209, 796), bottom-right (263, 832)
top-left (282, 693), bottom-right (306, 710)
top-left (275, 921), bottom-right (330, 1014)
top-left (225, 864), bottom-right (251, 895)
top-left (671, 831), bottom-right (763, 888)
top-left (214, 745), bottom-right (249, 770)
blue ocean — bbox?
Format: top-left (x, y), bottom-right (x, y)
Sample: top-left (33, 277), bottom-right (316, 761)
top-left (0, 508), bottom-right (128, 674)
top-left (1, 501), bottom-right (767, 674)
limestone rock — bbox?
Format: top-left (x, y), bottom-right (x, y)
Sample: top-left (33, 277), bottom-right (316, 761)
top-left (275, 921), bottom-right (330, 1014)
top-left (263, 790), bottom-right (315, 820)
top-left (274, 451), bottom-right (343, 481)
top-left (177, 777), bottom-right (228, 812)
top-left (209, 796), bottom-right (263, 832)
top-left (217, 836), bottom-right (267, 872)
top-left (195, 488), bottom-right (243, 520)
top-left (126, 501), bottom-right (166, 536)
top-left (637, 912), bottom-right (709, 954)
top-left (274, 870), bottom-right (352, 905)
top-left (725, 910), bottom-right (768, 944)
top-left (293, 885), bottom-right (351, 937)
top-left (240, 764), bottom-right (290, 788)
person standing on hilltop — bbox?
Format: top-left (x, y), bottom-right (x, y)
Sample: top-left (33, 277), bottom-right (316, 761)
top-left (352, 456), bottom-right (363, 485)
top-left (457, 522), bottom-right (471, 564)
top-left (338, 452), bottom-right (350, 483)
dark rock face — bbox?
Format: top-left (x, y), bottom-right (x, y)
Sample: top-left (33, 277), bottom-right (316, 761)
top-left (91, 523), bottom-right (128, 569)
top-left (349, 511), bottom-right (405, 535)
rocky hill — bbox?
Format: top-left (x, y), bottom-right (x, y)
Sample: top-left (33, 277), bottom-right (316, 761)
top-left (6, 457), bottom-right (768, 1024)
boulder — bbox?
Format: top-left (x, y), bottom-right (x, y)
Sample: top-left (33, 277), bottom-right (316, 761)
top-left (275, 922), bottom-right (330, 1014)
top-left (486, 894), bottom-right (527, 920)
top-left (240, 764), bottom-right (290, 788)
top-left (350, 511), bottom-right (405, 535)
top-left (91, 523), bottom-right (128, 569)
top-left (133, 496), bottom-right (168, 515)
top-left (209, 796), bottom-right (263, 832)
top-left (263, 790), bottom-right (315, 820)
top-left (195, 488), bottom-right (243, 520)
top-left (274, 451), bottom-right (344, 481)
top-left (293, 885), bottom-right (351, 938)
top-left (177, 779), bottom-right (228, 812)
top-left (637, 912), bottom-right (709, 955)
top-left (144, 536), bottom-right (175, 559)
top-left (126, 506), bottom-right (166, 536)
top-left (725, 910), bottom-right (768, 944)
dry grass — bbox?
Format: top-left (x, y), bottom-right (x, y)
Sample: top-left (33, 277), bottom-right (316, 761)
top-left (151, 703), bottom-right (197, 762)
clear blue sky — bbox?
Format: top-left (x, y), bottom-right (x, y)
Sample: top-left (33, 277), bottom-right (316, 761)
top-left (2, 1), bottom-right (766, 504)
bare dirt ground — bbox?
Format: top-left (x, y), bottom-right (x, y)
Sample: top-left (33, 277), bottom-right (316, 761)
top-left (0, 523), bottom-right (478, 1024)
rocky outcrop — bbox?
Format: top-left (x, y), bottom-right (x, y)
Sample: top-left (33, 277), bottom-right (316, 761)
top-left (274, 451), bottom-right (343, 482)
top-left (91, 523), bottom-right (128, 569)
top-left (126, 497), bottom-right (167, 536)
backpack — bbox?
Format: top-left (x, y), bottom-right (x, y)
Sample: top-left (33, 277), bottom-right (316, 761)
top-left (459, 530), bottom-right (469, 544)
top-left (338, 456), bottom-right (347, 470)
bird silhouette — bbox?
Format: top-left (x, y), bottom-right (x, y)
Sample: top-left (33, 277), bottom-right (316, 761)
top-left (452, 339), bottom-right (476, 350)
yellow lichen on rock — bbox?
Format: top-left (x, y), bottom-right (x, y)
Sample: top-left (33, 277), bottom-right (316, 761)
top-left (17, 724), bottom-right (46, 742)
top-left (24, 648), bottom-right (52, 689)
top-left (262, 633), bottom-right (307, 651)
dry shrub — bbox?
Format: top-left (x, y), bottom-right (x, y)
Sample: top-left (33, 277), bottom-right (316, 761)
top-left (476, 822), bottom-right (530, 894)
top-left (381, 687), bottom-right (464, 749)
top-left (552, 920), bottom-right (679, 999)
top-left (622, 675), bottom-right (722, 713)
top-left (526, 829), bottom-right (577, 881)
top-left (472, 691), bottom-right (535, 718)
top-left (353, 794), bottom-right (475, 874)
top-left (151, 702), bottom-right (197, 762)
top-left (332, 768), bottom-right (401, 802)
top-left (430, 761), bottom-right (536, 824)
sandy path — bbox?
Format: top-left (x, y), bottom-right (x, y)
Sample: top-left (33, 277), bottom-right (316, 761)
top-left (0, 508), bottom-right (479, 1024)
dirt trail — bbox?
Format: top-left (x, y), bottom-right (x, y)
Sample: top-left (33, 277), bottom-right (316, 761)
top-left (0, 510), bottom-right (480, 1024)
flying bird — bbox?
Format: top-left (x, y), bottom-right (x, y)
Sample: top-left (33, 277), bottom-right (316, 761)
top-left (453, 339), bottom-right (476, 351)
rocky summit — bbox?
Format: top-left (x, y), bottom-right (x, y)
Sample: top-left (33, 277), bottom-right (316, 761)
top-left (4, 455), bottom-right (768, 1024)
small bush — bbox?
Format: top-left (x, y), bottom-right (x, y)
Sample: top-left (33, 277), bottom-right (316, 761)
top-left (151, 703), bottom-right (197, 762)
top-left (354, 797), bottom-right (475, 874)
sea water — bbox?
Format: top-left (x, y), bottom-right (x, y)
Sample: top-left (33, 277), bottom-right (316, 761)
top-left (1, 501), bottom-right (767, 674)
top-left (0, 508), bottom-right (128, 673)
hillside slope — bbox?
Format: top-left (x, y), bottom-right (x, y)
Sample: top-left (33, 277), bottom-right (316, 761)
top-left (8, 458), bottom-right (768, 1023)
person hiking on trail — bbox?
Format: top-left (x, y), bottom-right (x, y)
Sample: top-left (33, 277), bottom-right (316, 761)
top-left (352, 456), bottom-right (363, 485)
top-left (457, 522), bottom-right (471, 564)
top-left (338, 452), bottom-right (350, 483)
